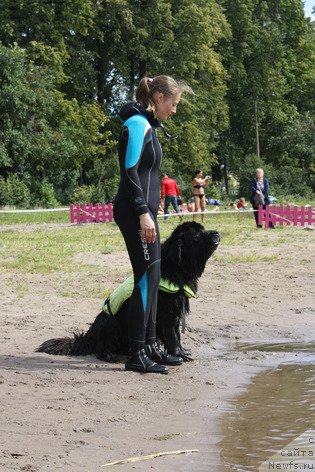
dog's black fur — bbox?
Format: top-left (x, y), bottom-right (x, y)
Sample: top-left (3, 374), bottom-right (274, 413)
top-left (37, 222), bottom-right (220, 361)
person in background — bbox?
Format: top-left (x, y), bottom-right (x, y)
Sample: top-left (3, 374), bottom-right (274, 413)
top-left (114, 75), bottom-right (192, 374)
top-left (237, 197), bottom-right (247, 210)
top-left (161, 174), bottom-right (182, 221)
top-left (250, 168), bottom-right (274, 228)
top-left (187, 201), bottom-right (194, 213)
top-left (230, 201), bottom-right (238, 210)
top-left (192, 169), bottom-right (211, 223)
top-left (158, 199), bottom-right (164, 214)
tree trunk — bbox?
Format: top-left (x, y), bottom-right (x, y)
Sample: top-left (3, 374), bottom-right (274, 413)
top-left (223, 158), bottom-right (229, 195)
top-left (254, 98), bottom-right (260, 158)
top-left (129, 56), bottom-right (135, 99)
top-left (139, 60), bottom-right (147, 79)
top-left (96, 54), bottom-right (106, 106)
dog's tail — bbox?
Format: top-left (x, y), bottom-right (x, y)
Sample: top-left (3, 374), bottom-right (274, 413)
top-left (36, 331), bottom-right (93, 356)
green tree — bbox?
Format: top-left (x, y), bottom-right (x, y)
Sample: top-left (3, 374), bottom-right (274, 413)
top-left (91, 0), bottom-right (231, 191)
top-left (218, 0), bottom-right (315, 196)
top-left (156, 0), bottom-right (230, 186)
top-left (0, 44), bottom-right (112, 205)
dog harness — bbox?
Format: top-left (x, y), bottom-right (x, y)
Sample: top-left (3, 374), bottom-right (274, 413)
top-left (102, 275), bottom-right (195, 317)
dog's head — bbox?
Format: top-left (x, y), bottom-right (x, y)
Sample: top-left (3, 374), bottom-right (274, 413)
top-left (161, 221), bottom-right (220, 286)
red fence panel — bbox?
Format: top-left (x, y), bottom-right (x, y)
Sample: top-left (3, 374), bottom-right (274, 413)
top-left (258, 205), bottom-right (314, 229)
top-left (70, 203), bottom-right (114, 224)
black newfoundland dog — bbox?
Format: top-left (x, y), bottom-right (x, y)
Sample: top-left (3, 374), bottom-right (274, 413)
top-left (37, 222), bottom-right (220, 362)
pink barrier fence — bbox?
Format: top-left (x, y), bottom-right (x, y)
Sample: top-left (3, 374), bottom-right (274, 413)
top-left (258, 205), bottom-right (314, 229)
top-left (70, 203), bottom-right (113, 224)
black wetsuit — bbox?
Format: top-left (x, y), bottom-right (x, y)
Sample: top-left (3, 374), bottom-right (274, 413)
top-left (113, 102), bottom-right (162, 352)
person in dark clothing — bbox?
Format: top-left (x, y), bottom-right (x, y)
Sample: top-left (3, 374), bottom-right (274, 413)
top-left (114, 75), bottom-right (192, 374)
top-left (250, 168), bottom-right (274, 228)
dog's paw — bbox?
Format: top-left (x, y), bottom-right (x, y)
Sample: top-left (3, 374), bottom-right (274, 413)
top-left (181, 353), bottom-right (194, 362)
top-left (167, 347), bottom-right (193, 362)
top-left (178, 347), bottom-right (193, 362)
top-left (180, 347), bottom-right (192, 356)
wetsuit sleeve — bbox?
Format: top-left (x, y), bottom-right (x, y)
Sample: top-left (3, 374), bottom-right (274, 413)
top-left (120, 115), bottom-right (152, 215)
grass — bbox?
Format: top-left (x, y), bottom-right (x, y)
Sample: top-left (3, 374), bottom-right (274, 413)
top-left (0, 223), bottom-right (124, 274)
top-left (214, 254), bottom-right (279, 264)
top-left (149, 433), bottom-right (181, 441)
top-left (0, 208), bottom-right (70, 225)
top-left (0, 209), bottom-right (311, 276)
top-left (61, 287), bottom-right (112, 299)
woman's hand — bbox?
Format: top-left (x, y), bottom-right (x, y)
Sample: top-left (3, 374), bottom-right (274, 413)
top-left (139, 213), bottom-right (156, 244)
top-left (204, 175), bottom-right (211, 186)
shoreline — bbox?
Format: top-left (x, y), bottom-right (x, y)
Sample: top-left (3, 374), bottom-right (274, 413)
top-left (2, 334), bottom-right (313, 472)
top-left (1, 227), bottom-right (314, 471)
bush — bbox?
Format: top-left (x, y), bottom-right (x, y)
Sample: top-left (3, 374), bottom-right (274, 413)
top-left (271, 167), bottom-right (313, 199)
top-left (0, 175), bottom-right (31, 207)
top-left (70, 185), bottom-right (97, 204)
top-left (236, 154), bottom-right (314, 201)
top-left (70, 184), bottom-right (116, 204)
top-left (30, 179), bottom-right (60, 208)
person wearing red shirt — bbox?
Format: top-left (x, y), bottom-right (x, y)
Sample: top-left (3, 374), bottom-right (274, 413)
top-left (237, 197), bottom-right (247, 210)
top-left (161, 174), bottom-right (182, 221)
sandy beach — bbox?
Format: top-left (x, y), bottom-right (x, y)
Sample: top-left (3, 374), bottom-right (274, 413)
top-left (0, 224), bottom-right (314, 471)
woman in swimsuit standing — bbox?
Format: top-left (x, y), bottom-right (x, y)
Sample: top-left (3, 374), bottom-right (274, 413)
top-left (192, 169), bottom-right (211, 224)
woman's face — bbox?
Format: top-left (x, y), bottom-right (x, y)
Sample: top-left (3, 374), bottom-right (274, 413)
top-left (196, 171), bottom-right (203, 178)
top-left (154, 92), bottom-right (181, 121)
top-left (256, 170), bottom-right (264, 179)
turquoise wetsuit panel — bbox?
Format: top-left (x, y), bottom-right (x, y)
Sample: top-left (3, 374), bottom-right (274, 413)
top-left (124, 115), bottom-right (151, 170)
top-left (137, 271), bottom-right (148, 313)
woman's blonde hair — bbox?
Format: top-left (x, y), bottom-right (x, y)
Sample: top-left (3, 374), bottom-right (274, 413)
top-left (256, 168), bottom-right (264, 173)
top-left (135, 75), bottom-right (193, 112)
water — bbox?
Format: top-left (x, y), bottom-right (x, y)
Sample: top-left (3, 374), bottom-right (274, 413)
top-left (236, 340), bottom-right (315, 354)
top-left (219, 342), bottom-right (315, 471)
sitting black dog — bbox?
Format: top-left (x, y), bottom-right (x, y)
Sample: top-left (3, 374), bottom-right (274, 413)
top-left (37, 222), bottom-right (220, 362)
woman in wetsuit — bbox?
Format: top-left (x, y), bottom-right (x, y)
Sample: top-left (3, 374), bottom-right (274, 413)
top-left (114, 75), bottom-right (191, 374)
top-left (192, 169), bottom-right (211, 223)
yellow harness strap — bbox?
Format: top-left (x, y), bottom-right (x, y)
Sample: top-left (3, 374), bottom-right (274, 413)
top-left (102, 276), bottom-right (195, 316)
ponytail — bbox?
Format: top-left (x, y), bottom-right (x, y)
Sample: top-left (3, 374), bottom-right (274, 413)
top-left (135, 77), bottom-right (156, 112)
top-left (135, 75), bottom-right (193, 113)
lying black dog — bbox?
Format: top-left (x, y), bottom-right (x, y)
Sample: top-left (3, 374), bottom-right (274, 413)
top-left (37, 222), bottom-right (220, 361)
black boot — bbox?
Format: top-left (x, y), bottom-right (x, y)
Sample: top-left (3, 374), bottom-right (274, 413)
top-left (125, 348), bottom-right (168, 374)
top-left (145, 342), bottom-right (183, 366)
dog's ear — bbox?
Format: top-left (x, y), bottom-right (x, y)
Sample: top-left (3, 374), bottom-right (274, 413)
top-left (162, 233), bottom-right (184, 266)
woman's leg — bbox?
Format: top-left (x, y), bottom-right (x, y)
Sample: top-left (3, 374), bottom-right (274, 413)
top-left (200, 195), bottom-right (206, 224)
top-left (114, 205), bottom-right (182, 371)
top-left (193, 196), bottom-right (200, 221)
top-left (114, 204), bottom-right (160, 352)
top-left (170, 195), bottom-right (183, 221)
top-left (164, 196), bottom-right (171, 220)
top-left (252, 203), bottom-right (260, 227)
top-left (144, 220), bottom-right (161, 345)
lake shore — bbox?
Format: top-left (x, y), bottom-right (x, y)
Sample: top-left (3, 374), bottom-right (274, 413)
top-left (1, 224), bottom-right (314, 471)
